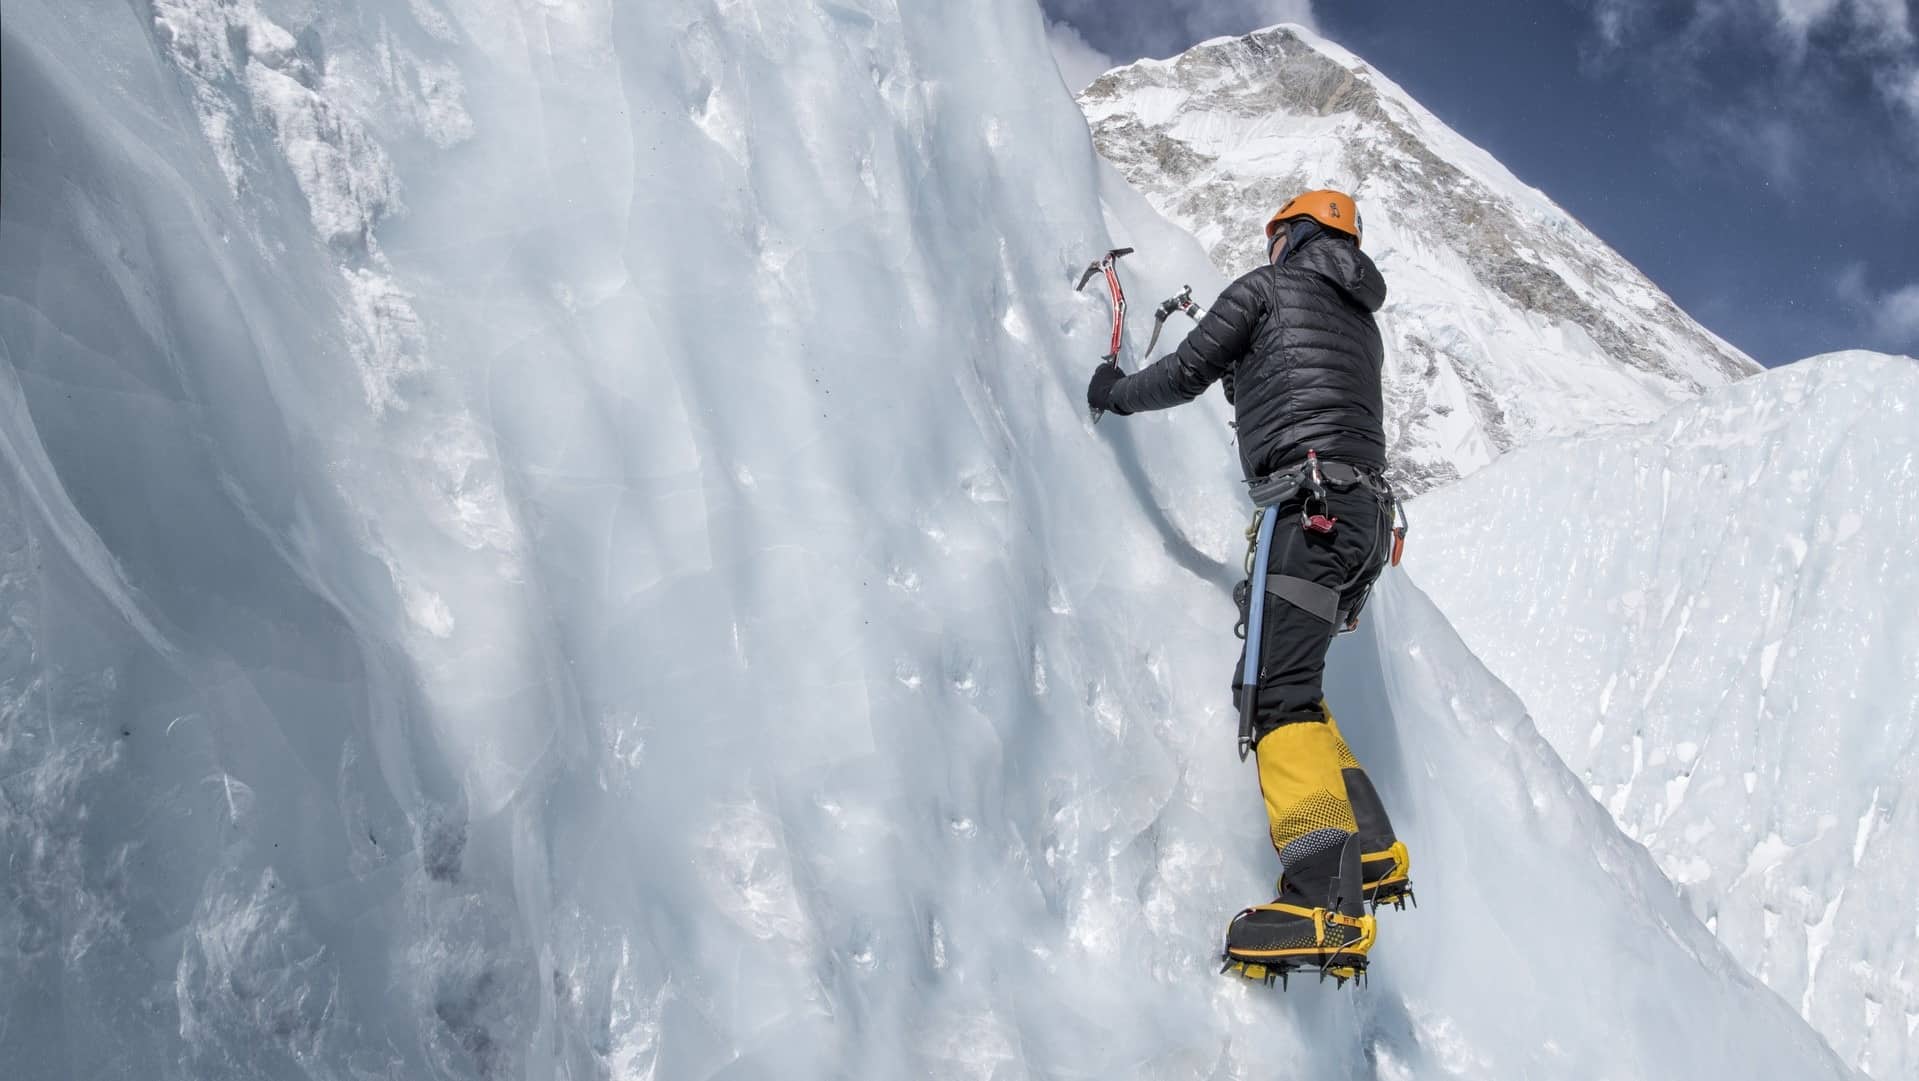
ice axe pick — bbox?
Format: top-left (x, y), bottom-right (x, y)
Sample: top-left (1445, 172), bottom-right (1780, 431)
top-left (1143, 284), bottom-right (1204, 356)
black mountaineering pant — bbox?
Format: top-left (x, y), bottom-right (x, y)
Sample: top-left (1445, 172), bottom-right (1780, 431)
top-left (1233, 480), bottom-right (1400, 916)
top-left (1233, 483), bottom-right (1389, 731)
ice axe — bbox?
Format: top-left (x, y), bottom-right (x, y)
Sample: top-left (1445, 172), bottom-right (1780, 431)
top-left (1075, 247), bottom-right (1134, 422)
top-left (1143, 284), bottom-right (1204, 357)
top-left (1075, 247), bottom-right (1134, 363)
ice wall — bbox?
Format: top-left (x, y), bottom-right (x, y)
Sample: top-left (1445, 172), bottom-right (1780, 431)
top-left (1406, 352), bottom-right (1919, 1077)
top-left (0, 1), bottom-right (1859, 1078)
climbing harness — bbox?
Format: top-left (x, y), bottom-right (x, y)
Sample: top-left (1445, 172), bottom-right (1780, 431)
top-left (1234, 451), bottom-right (1407, 757)
top-left (1301, 450), bottom-right (1338, 534)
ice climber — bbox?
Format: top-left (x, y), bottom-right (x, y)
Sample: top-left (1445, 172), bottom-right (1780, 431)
top-left (1085, 190), bottom-right (1411, 984)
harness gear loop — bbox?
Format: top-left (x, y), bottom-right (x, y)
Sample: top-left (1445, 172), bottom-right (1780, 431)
top-left (1232, 508), bottom-right (1265, 642)
top-left (1301, 450), bottom-right (1337, 534)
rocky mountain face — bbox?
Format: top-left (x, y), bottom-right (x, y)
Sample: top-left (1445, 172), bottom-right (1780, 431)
top-left (1080, 24), bottom-right (1759, 491)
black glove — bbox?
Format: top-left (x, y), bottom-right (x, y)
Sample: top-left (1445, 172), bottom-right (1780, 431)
top-left (1086, 362), bottom-right (1129, 415)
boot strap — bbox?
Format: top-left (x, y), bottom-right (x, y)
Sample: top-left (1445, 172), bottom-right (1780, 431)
top-left (1245, 901), bottom-right (1368, 947)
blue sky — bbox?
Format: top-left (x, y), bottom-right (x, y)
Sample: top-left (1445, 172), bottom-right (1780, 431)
top-left (1042, 0), bottom-right (1919, 366)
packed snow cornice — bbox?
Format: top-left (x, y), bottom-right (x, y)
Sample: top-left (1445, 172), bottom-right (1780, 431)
top-left (1407, 350), bottom-right (1919, 1077)
top-left (1079, 24), bottom-right (1759, 492)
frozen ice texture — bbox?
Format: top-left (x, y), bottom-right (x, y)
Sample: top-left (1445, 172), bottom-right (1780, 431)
top-left (0, 1), bottom-right (1859, 1077)
top-left (1408, 352), bottom-right (1919, 1077)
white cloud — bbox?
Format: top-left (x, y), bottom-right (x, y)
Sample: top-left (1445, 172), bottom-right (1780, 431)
top-left (1046, 20), bottom-right (1118, 92)
top-left (1836, 263), bottom-right (1871, 303)
top-left (1585, 0), bottom-right (1919, 187)
top-left (1768, 0), bottom-right (1915, 104)
top-left (1886, 63), bottom-right (1919, 121)
top-left (1770, 0), bottom-right (1845, 41)
top-left (1874, 284), bottom-right (1919, 348)
top-left (1706, 111), bottom-right (1800, 186)
top-left (1789, 0), bottom-right (1912, 44)
top-left (1203, 0), bottom-right (1319, 39)
top-left (1041, 1), bottom-right (1316, 67)
top-left (1836, 264), bottom-right (1919, 351)
top-left (1588, 2), bottom-right (1915, 85)
top-left (1593, 0), bottom-right (1635, 47)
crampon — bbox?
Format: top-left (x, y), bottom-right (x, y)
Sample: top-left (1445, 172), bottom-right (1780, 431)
top-left (1219, 955), bottom-right (1369, 990)
top-left (1366, 879), bottom-right (1417, 914)
top-left (1218, 902), bottom-right (1376, 990)
top-left (1362, 839), bottom-right (1417, 914)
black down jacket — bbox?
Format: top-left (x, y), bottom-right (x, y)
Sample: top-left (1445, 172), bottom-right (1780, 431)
top-left (1105, 231), bottom-right (1388, 481)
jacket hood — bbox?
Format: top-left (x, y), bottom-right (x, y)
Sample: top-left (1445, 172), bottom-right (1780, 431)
top-left (1287, 233), bottom-right (1387, 314)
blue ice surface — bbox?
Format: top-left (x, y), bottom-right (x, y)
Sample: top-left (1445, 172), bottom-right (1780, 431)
top-left (0, 0), bottom-right (1857, 1077)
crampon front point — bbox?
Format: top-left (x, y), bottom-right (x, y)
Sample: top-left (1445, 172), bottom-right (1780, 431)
top-left (1366, 880), bottom-right (1417, 914)
top-left (1219, 953), bottom-right (1369, 990)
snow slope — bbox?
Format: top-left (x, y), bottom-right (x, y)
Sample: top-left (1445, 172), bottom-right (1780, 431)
top-left (0, 1), bottom-right (1855, 1077)
top-left (1079, 24), bottom-right (1759, 492)
top-left (1406, 352), bottom-right (1919, 1077)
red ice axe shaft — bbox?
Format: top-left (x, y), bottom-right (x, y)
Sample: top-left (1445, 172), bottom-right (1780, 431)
top-left (1075, 247), bottom-right (1134, 363)
top-left (1076, 247), bottom-right (1135, 424)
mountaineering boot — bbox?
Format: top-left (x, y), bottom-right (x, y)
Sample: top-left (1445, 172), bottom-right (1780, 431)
top-left (1222, 837), bottom-right (1375, 986)
top-left (1324, 707), bottom-right (1414, 911)
top-left (1222, 719), bottom-right (1377, 985)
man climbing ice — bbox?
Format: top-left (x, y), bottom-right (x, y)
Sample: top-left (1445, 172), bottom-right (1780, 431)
top-left (1086, 191), bottom-right (1412, 985)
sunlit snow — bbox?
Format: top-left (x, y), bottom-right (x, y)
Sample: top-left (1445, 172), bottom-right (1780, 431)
top-left (0, 1), bottom-right (1864, 1078)
top-left (1409, 352), bottom-right (1918, 1077)
top-left (1078, 24), bottom-right (1758, 494)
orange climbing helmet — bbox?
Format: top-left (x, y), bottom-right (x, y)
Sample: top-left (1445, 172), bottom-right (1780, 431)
top-left (1266, 189), bottom-right (1362, 247)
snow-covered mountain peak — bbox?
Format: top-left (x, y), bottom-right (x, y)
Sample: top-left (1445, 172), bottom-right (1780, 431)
top-left (1081, 24), bottom-right (1759, 492)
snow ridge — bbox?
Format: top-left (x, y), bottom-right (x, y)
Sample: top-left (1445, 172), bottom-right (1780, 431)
top-left (1408, 350), bottom-right (1919, 1076)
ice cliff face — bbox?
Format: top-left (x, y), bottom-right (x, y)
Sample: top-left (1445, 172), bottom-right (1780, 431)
top-left (0, 1), bottom-right (1858, 1078)
top-left (1079, 24), bottom-right (1759, 492)
top-left (1406, 352), bottom-right (1919, 1077)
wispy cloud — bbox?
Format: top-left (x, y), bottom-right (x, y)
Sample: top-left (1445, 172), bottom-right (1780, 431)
top-left (1040, 0), bottom-right (1316, 63)
top-left (1580, 0), bottom-right (1919, 200)
top-left (1714, 110), bottom-right (1799, 187)
top-left (1591, 0), bottom-right (1629, 48)
top-left (1836, 264), bottom-right (1919, 353)
top-left (1189, 0), bottom-right (1319, 41)
top-left (1880, 51), bottom-right (1919, 122)
top-left (1046, 20), bottom-right (1119, 92)
top-left (1586, 1), bottom-right (1919, 122)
